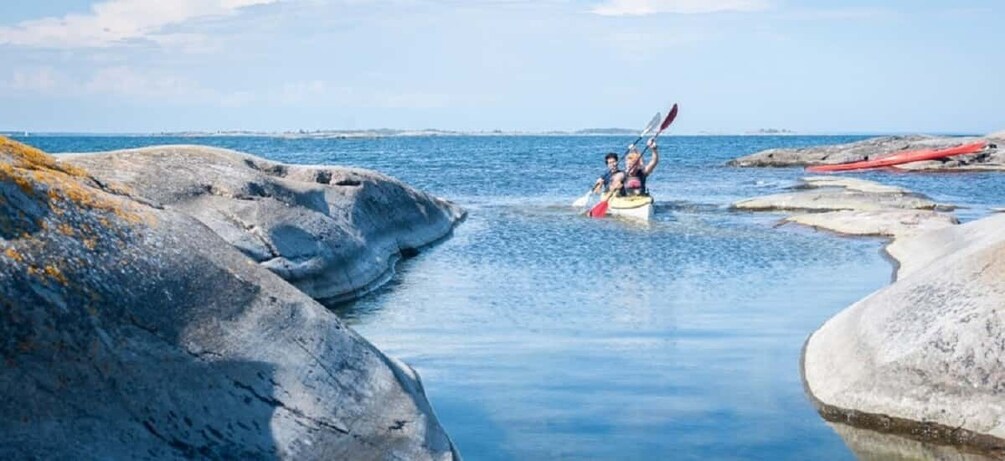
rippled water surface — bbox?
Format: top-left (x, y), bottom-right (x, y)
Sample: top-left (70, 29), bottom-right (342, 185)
top-left (23, 134), bottom-right (1005, 460)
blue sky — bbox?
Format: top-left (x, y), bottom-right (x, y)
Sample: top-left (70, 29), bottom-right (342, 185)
top-left (0, 0), bottom-right (1001, 134)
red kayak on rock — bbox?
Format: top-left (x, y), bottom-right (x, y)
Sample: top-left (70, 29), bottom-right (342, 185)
top-left (806, 141), bottom-right (988, 173)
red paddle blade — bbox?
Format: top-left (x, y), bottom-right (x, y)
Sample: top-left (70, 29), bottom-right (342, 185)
top-left (660, 103), bottom-right (678, 131)
top-left (588, 200), bottom-right (609, 218)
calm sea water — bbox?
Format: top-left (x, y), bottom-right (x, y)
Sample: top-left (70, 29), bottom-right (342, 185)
top-left (20, 134), bottom-right (1005, 460)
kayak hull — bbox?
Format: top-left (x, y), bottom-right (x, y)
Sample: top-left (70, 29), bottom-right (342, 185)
top-left (806, 141), bottom-right (988, 173)
top-left (607, 195), bottom-right (654, 221)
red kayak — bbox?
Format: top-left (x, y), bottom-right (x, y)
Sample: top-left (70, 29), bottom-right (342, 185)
top-left (806, 141), bottom-right (988, 173)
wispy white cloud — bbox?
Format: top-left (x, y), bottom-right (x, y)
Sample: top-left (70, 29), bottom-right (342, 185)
top-left (268, 80), bottom-right (458, 109)
top-left (1, 66), bottom-right (465, 109)
top-left (590, 0), bottom-right (770, 16)
top-left (0, 0), bottom-right (278, 48)
top-left (83, 67), bottom-right (206, 99)
top-left (781, 7), bottom-right (894, 21)
top-left (4, 68), bottom-right (64, 93)
top-left (2, 66), bottom-right (209, 102)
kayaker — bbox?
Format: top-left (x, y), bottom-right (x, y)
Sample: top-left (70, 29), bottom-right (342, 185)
top-left (611, 137), bottom-right (659, 196)
top-left (590, 152), bottom-right (622, 194)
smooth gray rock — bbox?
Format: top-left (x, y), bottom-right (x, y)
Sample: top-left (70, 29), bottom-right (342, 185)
top-left (728, 135), bottom-right (1002, 170)
top-left (803, 213), bottom-right (1005, 456)
top-left (732, 177), bottom-right (955, 239)
top-left (802, 176), bottom-right (911, 194)
top-left (0, 138), bottom-right (457, 459)
top-left (63, 145), bottom-right (465, 304)
top-left (785, 210), bottom-right (956, 239)
top-left (732, 189), bottom-right (938, 212)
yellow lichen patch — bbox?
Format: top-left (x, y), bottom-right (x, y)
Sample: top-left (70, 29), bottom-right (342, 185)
top-left (4, 247), bottom-right (22, 262)
top-left (0, 162), bottom-right (36, 194)
top-left (44, 264), bottom-right (67, 285)
top-left (0, 137), bottom-right (88, 178)
top-left (57, 223), bottom-right (74, 236)
top-left (83, 238), bottom-right (97, 250)
top-left (27, 165), bottom-right (151, 226)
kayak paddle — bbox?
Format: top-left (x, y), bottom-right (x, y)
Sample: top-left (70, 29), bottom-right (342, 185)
top-left (626, 112), bottom-right (662, 155)
top-left (572, 190), bottom-right (594, 207)
top-left (588, 190), bottom-right (614, 218)
top-left (639, 103), bottom-right (678, 156)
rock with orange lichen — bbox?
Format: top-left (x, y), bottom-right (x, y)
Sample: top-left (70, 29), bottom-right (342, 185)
top-left (63, 145), bottom-right (465, 304)
top-left (0, 138), bottom-right (457, 460)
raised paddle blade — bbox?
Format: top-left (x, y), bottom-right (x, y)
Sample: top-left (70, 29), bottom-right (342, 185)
top-left (660, 103), bottom-right (678, 132)
top-left (624, 112), bottom-right (662, 155)
top-left (639, 103), bottom-right (680, 156)
top-left (642, 112), bottom-right (662, 136)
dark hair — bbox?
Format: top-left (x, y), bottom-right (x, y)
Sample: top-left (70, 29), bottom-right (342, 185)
top-left (604, 152), bottom-right (618, 162)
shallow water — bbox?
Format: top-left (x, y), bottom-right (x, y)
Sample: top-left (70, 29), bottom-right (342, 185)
top-left (23, 134), bottom-right (1005, 459)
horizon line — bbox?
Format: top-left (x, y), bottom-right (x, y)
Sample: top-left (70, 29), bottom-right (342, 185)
top-left (0, 129), bottom-right (984, 138)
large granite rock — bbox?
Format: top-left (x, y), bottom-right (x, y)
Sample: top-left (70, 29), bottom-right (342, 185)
top-left (802, 213), bottom-right (1005, 456)
top-left (728, 135), bottom-right (1003, 171)
top-left (63, 145), bottom-right (464, 304)
top-left (0, 138), bottom-right (457, 459)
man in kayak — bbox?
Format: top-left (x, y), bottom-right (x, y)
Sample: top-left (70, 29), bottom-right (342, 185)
top-left (590, 152), bottom-right (622, 194)
top-left (611, 138), bottom-right (659, 196)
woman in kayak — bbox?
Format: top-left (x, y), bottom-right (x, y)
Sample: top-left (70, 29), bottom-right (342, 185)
top-left (611, 138), bottom-right (659, 196)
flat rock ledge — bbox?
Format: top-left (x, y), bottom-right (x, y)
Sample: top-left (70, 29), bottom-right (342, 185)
top-left (0, 137), bottom-right (458, 459)
top-left (731, 176), bottom-right (957, 239)
top-left (728, 133), bottom-right (1003, 171)
top-left (63, 145), bottom-right (465, 304)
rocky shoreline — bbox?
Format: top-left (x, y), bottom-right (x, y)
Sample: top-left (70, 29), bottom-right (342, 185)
top-left (731, 134), bottom-right (1005, 458)
top-left (0, 138), bottom-right (462, 459)
top-left (728, 132), bottom-right (1003, 171)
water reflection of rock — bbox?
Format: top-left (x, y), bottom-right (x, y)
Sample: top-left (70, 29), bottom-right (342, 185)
top-left (830, 422), bottom-right (999, 461)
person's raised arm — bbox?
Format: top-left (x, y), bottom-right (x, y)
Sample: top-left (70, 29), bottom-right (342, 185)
top-left (644, 138), bottom-right (660, 176)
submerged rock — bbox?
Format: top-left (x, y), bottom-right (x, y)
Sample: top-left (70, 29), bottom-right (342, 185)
top-left (785, 209), bottom-right (957, 240)
top-left (728, 135), bottom-right (1002, 171)
top-left (802, 213), bottom-right (1005, 456)
top-left (731, 176), bottom-right (955, 238)
top-left (64, 145), bottom-right (465, 304)
top-left (0, 138), bottom-right (457, 459)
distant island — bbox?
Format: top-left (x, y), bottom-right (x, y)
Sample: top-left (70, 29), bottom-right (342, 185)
top-left (147, 128), bottom-right (644, 138)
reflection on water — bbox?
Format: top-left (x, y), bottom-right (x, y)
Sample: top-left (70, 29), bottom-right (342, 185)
top-left (343, 203), bottom-right (891, 460)
top-left (829, 422), bottom-right (1000, 461)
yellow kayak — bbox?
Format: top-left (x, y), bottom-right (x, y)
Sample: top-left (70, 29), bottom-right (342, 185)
top-left (607, 195), bottom-right (654, 221)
